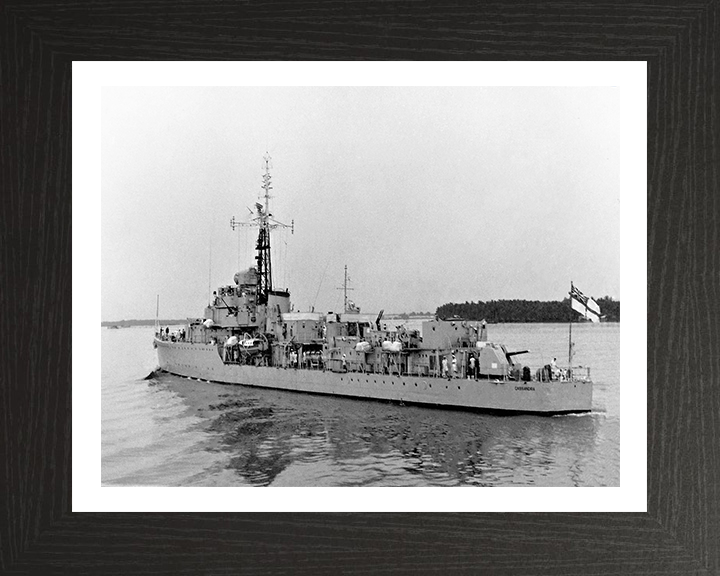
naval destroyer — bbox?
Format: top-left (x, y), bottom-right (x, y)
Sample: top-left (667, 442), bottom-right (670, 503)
top-left (154, 156), bottom-right (593, 415)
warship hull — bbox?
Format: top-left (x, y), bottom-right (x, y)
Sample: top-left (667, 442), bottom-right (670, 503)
top-left (156, 339), bottom-right (592, 415)
top-left (153, 157), bottom-right (596, 416)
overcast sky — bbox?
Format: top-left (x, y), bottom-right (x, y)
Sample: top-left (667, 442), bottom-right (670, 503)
top-left (101, 86), bottom-right (619, 321)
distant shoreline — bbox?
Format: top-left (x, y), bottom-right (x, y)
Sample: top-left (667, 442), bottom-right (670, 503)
top-left (102, 316), bottom-right (619, 328)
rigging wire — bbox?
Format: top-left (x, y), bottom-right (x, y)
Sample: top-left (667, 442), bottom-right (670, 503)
top-left (332, 289), bottom-right (343, 314)
top-left (271, 227), bottom-right (282, 289)
top-left (243, 226), bottom-right (248, 271)
top-left (282, 232), bottom-right (289, 290)
top-left (312, 258), bottom-right (332, 312)
top-left (208, 215), bottom-right (215, 305)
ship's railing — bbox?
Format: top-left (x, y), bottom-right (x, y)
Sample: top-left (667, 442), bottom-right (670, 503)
top-left (321, 363), bottom-right (589, 383)
top-left (156, 330), bottom-right (188, 342)
top-left (210, 340), bottom-right (591, 383)
top-left (287, 358), bottom-right (325, 370)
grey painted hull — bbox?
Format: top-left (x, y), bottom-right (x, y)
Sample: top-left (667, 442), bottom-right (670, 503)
top-left (156, 339), bottom-right (592, 414)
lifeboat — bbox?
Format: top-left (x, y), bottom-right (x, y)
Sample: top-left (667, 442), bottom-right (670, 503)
top-left (381, 340), bottom-right (402, 352)
top-left (355, 341), bottom-right (372, 353)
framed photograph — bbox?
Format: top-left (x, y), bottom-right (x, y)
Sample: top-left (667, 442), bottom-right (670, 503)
top-left (79, 64), bottom-right (640, 510)
top-left (4, 3), bottom-right (717, 574)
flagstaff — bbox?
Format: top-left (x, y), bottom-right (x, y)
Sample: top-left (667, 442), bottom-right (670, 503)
top-left (568, 281), bottom-right (573, 367)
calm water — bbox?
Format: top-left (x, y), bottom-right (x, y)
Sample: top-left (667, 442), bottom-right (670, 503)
top-left (102, 323), bottom-right (619, 486)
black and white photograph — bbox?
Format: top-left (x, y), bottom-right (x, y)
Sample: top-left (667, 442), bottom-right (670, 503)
top-left (101, 84), bottom-right (621, 488)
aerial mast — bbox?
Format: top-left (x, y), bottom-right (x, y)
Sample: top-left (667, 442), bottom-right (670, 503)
top-left (336, 265), bottom-right (355, 313)
top-left (261, 154), bottom-right (272, 219)
top-left (230, 154), bottom-right (294, 305)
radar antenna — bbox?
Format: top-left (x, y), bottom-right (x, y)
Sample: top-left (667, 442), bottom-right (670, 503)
top-left (230, 154), bottom-right (294, 304)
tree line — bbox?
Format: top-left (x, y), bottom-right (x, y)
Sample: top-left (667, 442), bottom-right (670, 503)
top-left (435, 297), bottom-right (620, 323)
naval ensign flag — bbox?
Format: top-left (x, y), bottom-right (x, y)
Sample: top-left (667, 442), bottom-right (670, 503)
top-left (570, 285), bottom-right (601, 323)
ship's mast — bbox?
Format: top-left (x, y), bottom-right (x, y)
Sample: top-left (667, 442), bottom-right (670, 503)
top-left (230, 154), bottom-right (293, 305)
top-left (336, 265), bottom-right (355, 313)
top-left (261, 154), bottom-right (272, 220)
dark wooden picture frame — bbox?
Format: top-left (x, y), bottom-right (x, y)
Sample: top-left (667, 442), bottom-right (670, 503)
top-left (2, 2), bottom-right (718, 574)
